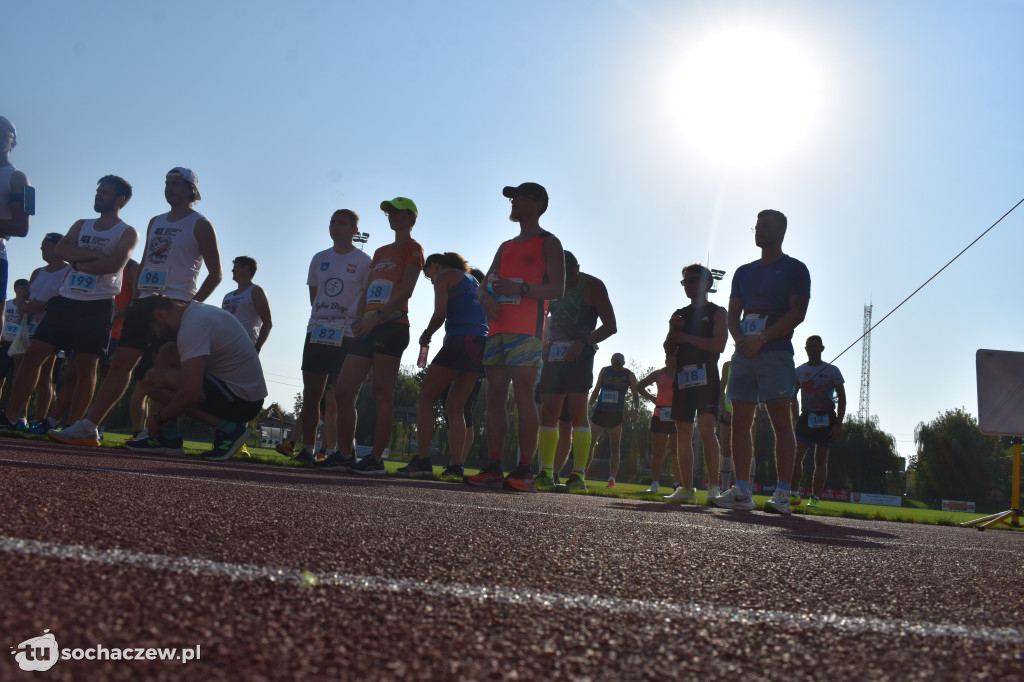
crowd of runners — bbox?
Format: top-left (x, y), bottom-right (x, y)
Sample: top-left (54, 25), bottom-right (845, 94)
top-left (0, 113), bottom-right (848, 514)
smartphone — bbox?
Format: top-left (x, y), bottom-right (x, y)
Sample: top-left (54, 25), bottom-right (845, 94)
top-left (22, 186), bottom-right (35, 215)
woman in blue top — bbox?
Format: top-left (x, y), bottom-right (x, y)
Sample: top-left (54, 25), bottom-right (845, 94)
top-left (399, 252), bottom-right (487, 479)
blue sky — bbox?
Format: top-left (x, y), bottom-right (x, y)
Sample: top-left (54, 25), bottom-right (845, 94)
top-left (6, 0), bottom-right (1024, 463)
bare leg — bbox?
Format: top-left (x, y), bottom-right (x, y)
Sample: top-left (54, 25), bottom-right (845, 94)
top-left (730, 401), bottom-right (756, 484)
top-left (416, 363), bottom-right (459, 459)
top-left (790, 441), bottom-right (811, 491)
top-left (321, 385), bottom-right (338, 451)
top-left (675, 421), bottom-right (695, 488)
top-left (484, 365), bottom-right (512, 462)
top-left (300, 371), bottom-right (329, 453)
top-left (32, 354), bottom-right (57, 420)
top-left (765, 400), bottom-right (796, 487)
top-left (812, 444), bottom-right (830, 498)
top-left (696, 412), bottom-right (720, 485)
top-left (85, 346), bottom-right (144, 425)
top-left (369, 354), bottom-right (402, 458)
top-left (67, 354), bottom-right (100, 424)
top-left (443, 373), bottom-right (478, 465)
top-left (335, 355), bottom-right (372, 455)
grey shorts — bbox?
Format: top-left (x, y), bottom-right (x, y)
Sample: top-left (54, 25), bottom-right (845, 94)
top-left (727, 350), bottom-right (796, 403)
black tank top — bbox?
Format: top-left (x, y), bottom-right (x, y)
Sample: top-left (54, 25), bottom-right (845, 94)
top-left (673, 302), bottom-right (722, 367)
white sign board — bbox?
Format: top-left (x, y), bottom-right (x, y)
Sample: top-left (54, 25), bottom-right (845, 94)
top-left (850, 492), bottom-right (902, 507)
top-left (976, 349), bottom-right (1024, 437)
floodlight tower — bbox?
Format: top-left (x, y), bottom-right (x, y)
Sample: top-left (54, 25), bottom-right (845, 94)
top-left (353, 232), bottom-right (370, 250)
top-left (858, 303), bottom-right (873, 422)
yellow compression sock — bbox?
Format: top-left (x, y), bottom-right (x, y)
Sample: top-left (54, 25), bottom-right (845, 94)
top-left (538, 427), bottom-right (558, 472)
top-left (572, 427), bottom-right (591, 474)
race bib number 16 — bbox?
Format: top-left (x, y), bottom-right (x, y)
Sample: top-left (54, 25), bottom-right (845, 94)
top-left (740, 315), bottom-right (766, 335)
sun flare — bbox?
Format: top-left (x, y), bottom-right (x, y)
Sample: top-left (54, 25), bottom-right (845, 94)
top-left (668, 26), bottom-right (825, 169)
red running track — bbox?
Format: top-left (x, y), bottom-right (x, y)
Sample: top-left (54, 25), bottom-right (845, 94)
top-left (2, 438), bottom-right (1022, 681)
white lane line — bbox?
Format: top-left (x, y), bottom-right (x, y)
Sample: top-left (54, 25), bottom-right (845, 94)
top-left (1, 456), bottom-right (1019, 555)
top-left (2, 534), bottom-right (1019, 644)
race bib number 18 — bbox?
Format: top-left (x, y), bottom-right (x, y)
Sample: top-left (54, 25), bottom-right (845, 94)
top-left (677, 364), bottom-right (707, 388)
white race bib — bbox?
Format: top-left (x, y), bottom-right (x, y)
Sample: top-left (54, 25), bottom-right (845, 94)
top-left (740, 314), bottom-right (766, 336)
top-left (600, 389), bottom-right (620, 404)
top-left (138, 267), bottom-right (168, 292)
top-left (548, 342), bottom-right (571, 362)
top-left (677, 364), bottom-right (707, 388)
top-left (658, 406), bottom-right (673, 421)
top-left (66, 270), bottom-right (98, 294)
top-left (808, 413), bottom-right (830, 429)
top-left (310, 323), bottom-right (346, 346)
top-left (27, 321), bottom-right (40, 336)
top-left (3, 321), bottom-right (20, 339)
top-left (365, 279), bottom-right (393, 305)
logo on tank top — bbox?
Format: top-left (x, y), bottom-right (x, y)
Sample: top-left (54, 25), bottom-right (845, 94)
top-left (148, 235), bottom-right (173, 265)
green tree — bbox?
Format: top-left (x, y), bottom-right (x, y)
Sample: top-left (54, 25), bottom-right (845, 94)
top-left (824, 415), bottom-right (903, 494)
top-left (910, 408), bottom-right (1009, 505)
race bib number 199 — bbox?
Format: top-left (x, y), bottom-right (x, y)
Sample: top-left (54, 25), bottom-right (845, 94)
top-left (66, 271), bottom-right (97, 294)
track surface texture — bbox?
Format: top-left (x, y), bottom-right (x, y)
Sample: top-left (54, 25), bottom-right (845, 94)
top-left (2, 439), bottom-right (1022, 681)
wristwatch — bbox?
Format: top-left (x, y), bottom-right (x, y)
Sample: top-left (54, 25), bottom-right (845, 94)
top-left (520, 282), bottom-right (530, 296)
top-left (757, 331), bottom-right (768, 343)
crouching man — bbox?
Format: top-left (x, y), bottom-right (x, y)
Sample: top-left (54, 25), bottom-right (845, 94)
top-left (125, 295), bottom-right (267, 460)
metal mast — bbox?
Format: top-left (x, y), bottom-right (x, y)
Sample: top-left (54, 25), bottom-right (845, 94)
top-left (858, 303), bottom-right (872, 422)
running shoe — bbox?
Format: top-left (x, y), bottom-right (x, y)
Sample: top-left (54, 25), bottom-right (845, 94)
top-left (438, 465), bottom-right (464, 482)
top-left (125, 433), bottom-right (185, 456)
top-left (710, 486), bottom-right (756, 511)
top-left (706, 485), bottom-right (722, 503)
top-left (48, 420), bottom-right (102, 447)
top-left (276, 441), bottom-right (296, 457)
top-left (664, 486), bottom-right (698, 504)
top-left (645, 481), bottom-right (660, 494)
top-left (314, 450), bottom-right (356, 471)
top-left (789, 494), bottom-right (802, 507)
top-left (464, 461), bottom-right (505, 488)
top-left (807, 496), bottom-right (820, 509)
top-left (535, 470), bottom-right (556, 491)
top-left (27, 420), bottom-right (53, 435)
top-left (292, 449), bottom-right (317, 465)
top-left (764, 488), bottom-right (793, 515)
top-left (397, 457), bottom-right (434, 477)
top-left (606, 479), bottom-right (615, 488)
top-left (503, 464), bottom-right (537, 493)
top-left (202, 424), bottom-right (251, 461)
top-left (554, 473), bottom-right (588, 494)
top-left (553, 471), bottom-right (561, 486)
top-left (11, 419), bottom-right (31, 434)
top-left (351, 455), bottom-right (386, 476)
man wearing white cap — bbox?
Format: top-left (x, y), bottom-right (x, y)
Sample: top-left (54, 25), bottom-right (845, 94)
top-left (51, 167), bottom-right (222, 450)
top-left (0, 116), bottom-right (32, 332)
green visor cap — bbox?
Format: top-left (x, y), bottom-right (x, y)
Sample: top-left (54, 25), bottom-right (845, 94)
top-left (380, 197), bottom-right (418, 215)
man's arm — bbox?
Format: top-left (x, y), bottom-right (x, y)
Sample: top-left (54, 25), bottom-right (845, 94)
top-left (668, 306), bottom-right (728, 354)
top-left (131, 217), bottom-right (156, 299)
top-left (0, 171), bottom-right (30, 239)
top-left (477, 247), bottom-right (503, 320)
top-left (589, 369), bottom-right (605, 405)
top-left (420, 270), bottom-right (453, 348)
top-left (637, 369), bottom-right (660, 403)
top-left (629, 370), bottom-right (640, 411)
top-left (564, 277), bottom-right (616, 363)
top-left (831, 383), bottom-right (847, 440)
top-left (353, 261), bottom-right (421, 336)
top-left (191, 218), bottom-right (223, 302)
top-left (492, 235), bottom-right (565, 301)
top-left (66, 227), bottom-right (138, 276)
top-left (251, 285), bottom-right (273, 353)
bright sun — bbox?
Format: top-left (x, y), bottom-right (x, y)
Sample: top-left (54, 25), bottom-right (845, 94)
top-left (668, 26), bottom-right (824, 169)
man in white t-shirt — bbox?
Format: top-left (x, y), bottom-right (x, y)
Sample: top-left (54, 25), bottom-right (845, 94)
top-left (789, 335), bottom-right (846, 509)
top-left (277, 209), bottom-right (371, 466)
top-left (125, 296), bottom-right (268, 461)
top-left (0, 116), bottom-right (32, 333)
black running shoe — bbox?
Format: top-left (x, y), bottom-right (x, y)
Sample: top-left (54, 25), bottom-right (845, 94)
top-left (315, 451), bottom-right (357, 471)
top-left (397, 457), bottom-right (434, 477)
top-left (292, 449), bottom-right (317, 465)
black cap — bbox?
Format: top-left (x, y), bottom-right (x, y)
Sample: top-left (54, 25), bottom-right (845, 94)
top-left (502, 182), bottom-right (549, 210)
top-left (14, 278), bottom-right (30, 288)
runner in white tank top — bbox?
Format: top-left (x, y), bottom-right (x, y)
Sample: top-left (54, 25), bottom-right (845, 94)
top-left (1, 175), bottom-right (137, 435)
top-left (222, 255), bottom-right (273, 351)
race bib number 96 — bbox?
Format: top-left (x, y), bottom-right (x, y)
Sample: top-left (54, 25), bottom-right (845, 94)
top-left (138, 267), bottom-right (168, 292)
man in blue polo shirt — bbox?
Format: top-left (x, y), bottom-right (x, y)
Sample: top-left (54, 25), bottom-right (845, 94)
top-left (711, 209), bottom-right (810, 515)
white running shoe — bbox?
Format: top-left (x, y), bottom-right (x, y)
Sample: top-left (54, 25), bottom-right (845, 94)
top-left (664, 486), bottom-right (698, 504)
top-left (706, 485), bottom-right (722, 504)
top-left (764, 488), bottom-right (793, 515)
top-left (645, 481), bottom-right (660, 494)
top-left (48, 420), bottom-right (101, 447)
top-left (711, 486), bottom-right (755, 511)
